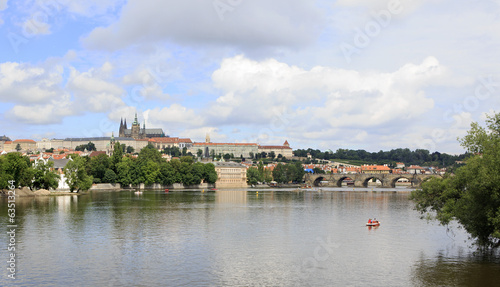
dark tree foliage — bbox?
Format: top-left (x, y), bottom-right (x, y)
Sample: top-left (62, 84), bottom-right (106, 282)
top-left (410, 113), bottom-right (500, 249)
top-left (294, 147), bottom-right (467, 168)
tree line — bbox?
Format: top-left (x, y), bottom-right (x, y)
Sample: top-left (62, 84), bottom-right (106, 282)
top-left (1, 143), bottom-right (218, 193)
top-left (0, 153), bottom-right (60, 190)
top-left (64, 143), bottom-right (218, 192)
top-left (294, 148), bottom-right (468, 167)
top-left (247, 161), bottom-right (305, 185)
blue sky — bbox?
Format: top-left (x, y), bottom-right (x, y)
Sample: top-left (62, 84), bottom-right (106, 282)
top-left (1, 0), bottom-right (500, 154)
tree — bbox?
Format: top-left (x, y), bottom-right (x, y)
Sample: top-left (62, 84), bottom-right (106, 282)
top-left (103, 169), bottom-right (117, 183)
top-left (64, 156), bottom-right (93, 192)
top-left (223, 153), bottom-right (231, 161)
top-left (247, 167), bottom-right (261, 185)
top-left (1, 153), bottom-right (33, 188)
top-left (197, 149), bottom-right (203, 158)
top-left (126, 146), bottom-right (135, 154)
top-left (203, 163), bottom-right (218, 184)
top-left (116, 156), bottom-right (133, 186)
top-left (111, 142), bottom-right (124, 172)
top-left (15, 143), bottom-right (21, 152)
top-left (89, 154), bottom-right (111, 183)
top-left (272, 163), bottom-right (288, 184)
top-left (32, 160), bottom-right (60, 190)
top-left (410, 112), bottom-right (500, 249)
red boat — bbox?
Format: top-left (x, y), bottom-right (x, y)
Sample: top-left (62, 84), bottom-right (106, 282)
top-left (366, 221), bottom-right (380, 226)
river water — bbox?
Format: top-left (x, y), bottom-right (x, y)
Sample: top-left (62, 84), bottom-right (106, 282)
top-left (1, 188), bottom-right (500, 286)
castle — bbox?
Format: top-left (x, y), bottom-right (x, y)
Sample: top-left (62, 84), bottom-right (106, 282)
top-left (119, 113), bottom-right (165, 139)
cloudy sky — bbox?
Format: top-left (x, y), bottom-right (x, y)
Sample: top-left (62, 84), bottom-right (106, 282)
top-left (1, 0), bottom-right (499, 154)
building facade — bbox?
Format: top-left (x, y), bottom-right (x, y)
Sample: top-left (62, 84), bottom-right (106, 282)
top-left (213, 161), bottom-right (248, 188)
top-left (193, 142), bottom-right (259, 159)
top-left (258, 140), bottom-right (293, 158)
top-left (149, 137), bottom-right (193, 150)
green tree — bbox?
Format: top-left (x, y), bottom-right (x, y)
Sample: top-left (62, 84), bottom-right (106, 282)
top-left (223, 153), bottom-right (231, 161)
top-left (64, 156), bottom-right (93, 192)
top-left (116, 156), bottom-right (133, 186)
top-left (142, 160), bottom-right (160, 185)
top-left (89, 154), bottom-right (111, 183)
top-left (0, 153), bottom-right (33, 188)
top-left (111, 142), bottom-right (124, 172)
top-left (103, 169), bottom-right (117, 183)
top-left (293, 161), bottom-right (305, 183)
top-left (203, 163), bottom-right (218, 184)
top-left (410, 113), bottom-right (500, 248)
top-left (15, 143), bottom-right (21, 152)
top-left (32, 160), bottom-right (60, 190)
top-left (126, 146), bottom-right (135, 154)
top-left (272, 163), bottom-right (288, 184)
top-left (197, 149), bottom-right (203, 158)
top-left (247, 167), bottom-right (261, 185)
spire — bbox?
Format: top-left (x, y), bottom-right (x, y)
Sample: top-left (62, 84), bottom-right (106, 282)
top-left (124, 118), bottom-right (127, 129)
top-left (143, 122), bottom-right (146, 134)
top-left (206, 133), bottom-right (210, 143)
top-left (133, 113), bottom-right (139, 125)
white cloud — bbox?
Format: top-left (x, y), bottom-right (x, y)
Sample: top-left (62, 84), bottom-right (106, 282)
top-left (0, 62), bottom-right (63, 103)
top-left (82, 0), bottom-right (323, 51)
top-left (67, 62), bottom-right (125, 113)
top-left (146, 104), bottom-right (205, 128)
top-left (208, 55), bottom-right (447, 135)
top-left (7, 93), bottom-right (74, 125)
top-left (0, 0), bottom-right (7, 11)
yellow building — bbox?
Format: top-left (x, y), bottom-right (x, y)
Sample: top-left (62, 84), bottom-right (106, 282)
top-left (3, 139), bottom-right (37, 152)
top-left (213, 162), bottom-right (248, 188)
top-left (361, 164), bottom-right (391, 174)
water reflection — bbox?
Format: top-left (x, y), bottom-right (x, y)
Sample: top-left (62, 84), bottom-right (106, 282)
top-left (412, 251), bottom-right (500, 286)
top-left (1, 189), bottom-right (499, 286)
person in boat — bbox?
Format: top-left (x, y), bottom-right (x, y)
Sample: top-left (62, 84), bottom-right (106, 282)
top-left (368, 219), bottom-right (372, 224)
top-left (373, 218), bottom-right (378, 224)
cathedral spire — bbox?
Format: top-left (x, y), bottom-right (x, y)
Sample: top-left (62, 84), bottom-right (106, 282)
top-left (133, 113), bottom-right (139, 125)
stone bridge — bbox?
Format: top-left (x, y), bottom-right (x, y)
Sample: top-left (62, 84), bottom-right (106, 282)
top-left (304, 173), bottom-right (438, 188)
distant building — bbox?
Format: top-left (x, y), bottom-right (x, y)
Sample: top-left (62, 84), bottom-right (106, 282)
top-left (396, 162), bottom-right (405, 169)
top-left (149, 137), bottom-right (193, 150)
top-left (119, 113), bottom-right (165, 139)
top-left (213, 161), bottom-right (248, 188)
top-left (361, 164), bottom-right (391, 174)
top-left (258, 140), bottom-right (293, 158)
top-left (193, 136), bottom-right (258, 159)
top-left (407, 165), bottom-right (425, 174)
top-left (2, 139), bottom-right (37, 152)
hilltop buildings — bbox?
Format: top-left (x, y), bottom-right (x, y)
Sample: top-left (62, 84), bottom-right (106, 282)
top-left (119, 113), bottom-right (165, 139)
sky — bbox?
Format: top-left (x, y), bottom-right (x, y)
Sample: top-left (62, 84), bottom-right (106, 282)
top-left (1, 0), bottom-right (499, 154)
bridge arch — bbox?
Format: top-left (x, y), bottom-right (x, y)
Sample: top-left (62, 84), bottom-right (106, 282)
top-left (390, 175), bottom-right (414, 188)
top-left (313, 176), bottom-right (325, 187)
top-left (336, 176), bottom-right (354, 187)
top-left (361, 176), bottom-right (384, 188)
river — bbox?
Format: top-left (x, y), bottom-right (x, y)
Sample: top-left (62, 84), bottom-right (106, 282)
top-left (1, 188), bottom-right (500, 286)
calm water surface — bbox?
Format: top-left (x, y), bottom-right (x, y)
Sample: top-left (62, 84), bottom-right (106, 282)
top-left (1, 188), bottom-right (500, 286)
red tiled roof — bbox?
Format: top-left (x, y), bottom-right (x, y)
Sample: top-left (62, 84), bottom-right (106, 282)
top-left (258, 145), bottom-right (292, 149)
top-left (89, 151), bottom-right (106, 157)
top-left (361, 165), bottom-right (391, 171)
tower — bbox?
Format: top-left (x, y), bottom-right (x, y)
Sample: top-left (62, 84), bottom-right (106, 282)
top-left (131, 113), bottom-right (141, 139)
top-left (205, 133), bottom-right (210, 143)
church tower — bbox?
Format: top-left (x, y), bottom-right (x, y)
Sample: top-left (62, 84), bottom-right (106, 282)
top-left (131, 113), bottom-right (141, 139)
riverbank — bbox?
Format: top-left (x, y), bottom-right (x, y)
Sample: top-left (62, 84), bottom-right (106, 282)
top-left (0, 187), bottom-right (77, 197)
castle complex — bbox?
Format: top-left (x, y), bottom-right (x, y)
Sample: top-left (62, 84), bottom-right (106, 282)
top-left (119, 113), bottom-right (165, 139)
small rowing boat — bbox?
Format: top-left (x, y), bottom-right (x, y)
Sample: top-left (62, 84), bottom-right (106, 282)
top-left (366, 221), bottom-right (380, 226)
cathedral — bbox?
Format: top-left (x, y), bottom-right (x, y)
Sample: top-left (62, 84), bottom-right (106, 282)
top-left (119, 113), bottom-right (166, 139)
